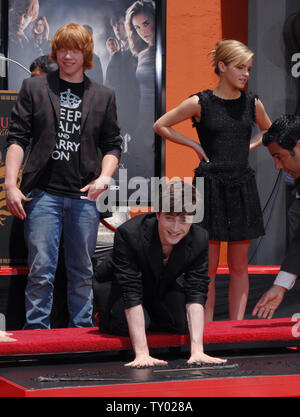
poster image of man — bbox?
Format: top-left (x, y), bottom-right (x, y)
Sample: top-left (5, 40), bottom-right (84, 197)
top-left (8, 0), bottom-right (44, 87)
top-left (105, 9), bottom-right (140, 138)
top-left (83, 24), bottom-right (104, 85)
top-left (7, 0), bottom-right (157, 184)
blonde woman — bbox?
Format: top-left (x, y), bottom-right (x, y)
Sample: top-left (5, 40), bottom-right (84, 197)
top-left (154, 40), bottom-right (272, 321)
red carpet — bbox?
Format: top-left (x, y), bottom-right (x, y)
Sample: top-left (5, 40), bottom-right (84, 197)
top-left (0, 265), bottom-right (281, 276)
top-left (0, 318), bottom-right (299, 357)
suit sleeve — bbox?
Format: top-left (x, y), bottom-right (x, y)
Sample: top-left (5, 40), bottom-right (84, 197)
top-left (183, 230), bottom-right (210, 306)
top-left (99, 91), bottom-right (123, 159)
top-left (112, 228), bottom-right (143, 309)
top-left (280, 224), bottom-right (300, 276)
top-left (281, 180), bottom-right (300, 277)
top-left (7, 79), bottom-right (33, 151)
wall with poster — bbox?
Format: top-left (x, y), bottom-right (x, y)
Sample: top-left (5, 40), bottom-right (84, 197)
top-left (6, 0), bottom-right (162, 205)
top-left (2, 0), bottom-right (295, 268)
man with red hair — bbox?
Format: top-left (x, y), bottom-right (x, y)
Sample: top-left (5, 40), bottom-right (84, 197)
top-left (5, 23), bottom-right (122, 329)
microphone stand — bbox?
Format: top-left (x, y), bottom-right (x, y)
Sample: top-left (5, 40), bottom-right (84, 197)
top-left (0, 54), bottom-right (31, 77)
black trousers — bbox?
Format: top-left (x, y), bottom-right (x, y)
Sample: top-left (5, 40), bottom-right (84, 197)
top-left (93, 280), bottom-right (189, 337)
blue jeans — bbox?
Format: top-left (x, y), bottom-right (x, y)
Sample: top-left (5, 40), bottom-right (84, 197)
top-left (24, 189), bottom-right (99, 329)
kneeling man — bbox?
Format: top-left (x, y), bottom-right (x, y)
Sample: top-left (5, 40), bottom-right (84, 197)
top-left (253, 115), bottom-right (300, 319)
top-left (93, 181), bottom-right (226, 367)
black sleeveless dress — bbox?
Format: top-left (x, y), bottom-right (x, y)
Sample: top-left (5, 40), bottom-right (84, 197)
top-left (192, 89), bottom-right (265, 242)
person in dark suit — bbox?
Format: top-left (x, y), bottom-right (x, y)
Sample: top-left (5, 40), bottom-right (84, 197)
top-left (93, 181), bottom-right (227, 367)
top-left (253, 115), bottom-right (300, 319)
top-left (5, 23), bottom-right (122, 329)
top-left (83, 25), bottom-right (104, 85)
top-left (105, 10), bottom-right (139, 136)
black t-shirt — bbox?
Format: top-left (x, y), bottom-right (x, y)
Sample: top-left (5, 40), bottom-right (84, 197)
top-left (36, 78), bottom-right (85, 198)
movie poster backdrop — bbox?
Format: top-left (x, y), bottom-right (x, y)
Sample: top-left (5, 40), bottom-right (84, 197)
top-left (0, 91), bottom-right (27, 266)
top-left (7, 0), bottom-right (161, 206)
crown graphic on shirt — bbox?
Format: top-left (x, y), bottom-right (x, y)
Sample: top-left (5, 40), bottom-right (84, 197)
top-left (60, 89), bottom-right (81, 109)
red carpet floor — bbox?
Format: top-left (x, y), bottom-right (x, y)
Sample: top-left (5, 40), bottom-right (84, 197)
top-left (0, 265), bottom-right (281, 276)
top-left (0, 317), bottom-right (299, 357)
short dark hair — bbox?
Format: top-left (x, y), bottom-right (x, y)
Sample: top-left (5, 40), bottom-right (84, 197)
top-left (30, 55), bottom-right (58, 73)
top-left (262, 114), bottom-right (300, 151)
top-left (110, 10), bottom-right (125, 27)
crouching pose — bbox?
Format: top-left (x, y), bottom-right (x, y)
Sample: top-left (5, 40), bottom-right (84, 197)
top-left (93, 181), bottom-right (227, 367)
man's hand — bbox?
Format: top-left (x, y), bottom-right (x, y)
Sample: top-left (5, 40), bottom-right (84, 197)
top-left (125, 353), bottom-right (168, 368)
top-left (252, 285), bottom-right (286, 319)
top-left (80, 175), bottom-right (111, 201)
top-left (5, 185), bottom-right (31, 220)
top-left (187, 351), bottom-right (227, 366)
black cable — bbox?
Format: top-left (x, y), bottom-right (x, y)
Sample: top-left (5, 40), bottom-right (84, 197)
top-left (261, 170), bottom-right (282, 215)
top-left (248, 170), bottom-right (282, 263)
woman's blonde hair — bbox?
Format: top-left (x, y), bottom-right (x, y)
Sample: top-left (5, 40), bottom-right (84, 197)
top-left (208, 39), bottom-right (254, 75)
top-left (50, 23), bottom-right (94, 71)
